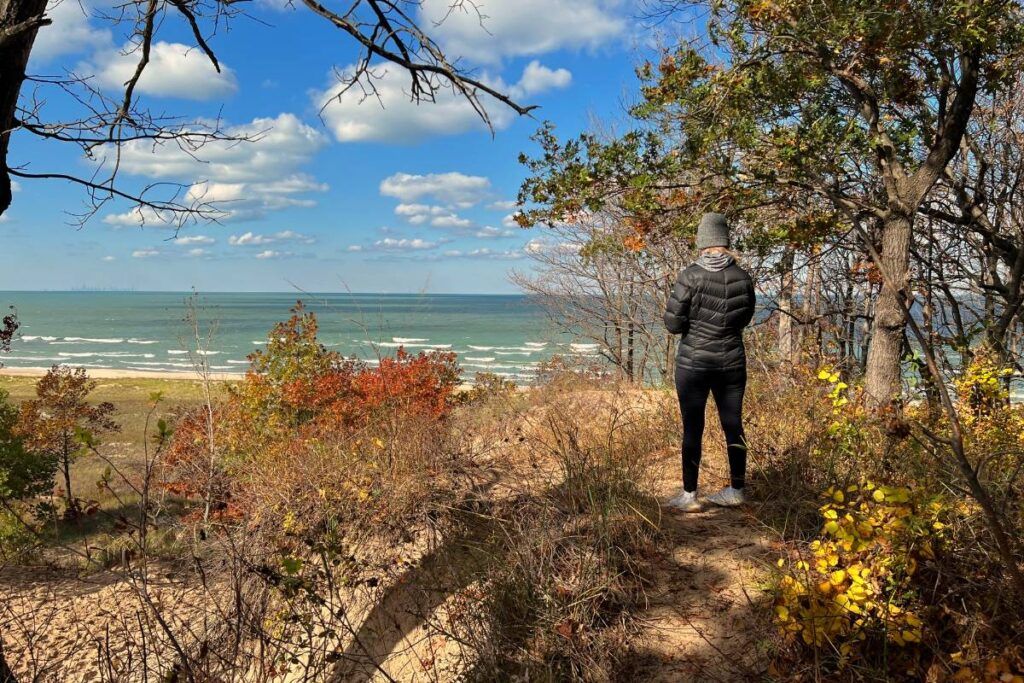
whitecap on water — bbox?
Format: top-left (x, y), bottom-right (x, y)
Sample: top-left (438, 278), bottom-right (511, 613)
top-left (62, 337), bottom-right (124, 343)
top-left (393, 337), bottom-right (428, 343)
top-left (464, 356), bottom-right (495, 362)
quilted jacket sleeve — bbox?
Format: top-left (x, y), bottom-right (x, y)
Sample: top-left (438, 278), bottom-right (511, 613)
top-left (737, 274), bottom-right (756, 329)
top-left (664, 269), bottom-right (693, 336)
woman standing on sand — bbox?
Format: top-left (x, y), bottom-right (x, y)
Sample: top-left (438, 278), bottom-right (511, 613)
top-left (663, 212), bottom-right (756, 512)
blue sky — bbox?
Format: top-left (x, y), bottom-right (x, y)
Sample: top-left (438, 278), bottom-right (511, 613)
top-left (0, 0), bottom-right (665, 293)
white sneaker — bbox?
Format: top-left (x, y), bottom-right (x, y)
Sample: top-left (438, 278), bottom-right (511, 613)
top-left (706, 486), bottom-right (746, 507)
top-left (667, 488), bottom-right (703, 513)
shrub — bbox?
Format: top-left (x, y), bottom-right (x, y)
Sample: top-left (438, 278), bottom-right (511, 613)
top-left (165, 302), bottom-right (462, 519)
top-left (453, 385), bottom-right (662, 681)
top-left (15, 366), bottom-right (118, 518)
top-left (0, 388), bottom-right (55, 501)
top-left (773, 481), bottom-right (951, 667)
top-left (0, 507), bottom-right (35, 561)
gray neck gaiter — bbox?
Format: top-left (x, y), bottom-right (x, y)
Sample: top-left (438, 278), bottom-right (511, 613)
top-left (696, 252), bottom-right (735, 272)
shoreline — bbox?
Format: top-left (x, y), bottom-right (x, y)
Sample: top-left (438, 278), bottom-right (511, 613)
top-left (0, 366), bottom-right (480, 391)
top-left (0, 366), bottom-right (246, 381)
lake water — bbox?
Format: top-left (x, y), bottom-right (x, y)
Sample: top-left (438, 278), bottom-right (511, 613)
top-left (0, 292), bottom-right (594, 382)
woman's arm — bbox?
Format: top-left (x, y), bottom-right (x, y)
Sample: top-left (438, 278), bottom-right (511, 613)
top-left (664, 269), bottom-right (692, 336)
top-left (738, 275), bottom-right (756, 329)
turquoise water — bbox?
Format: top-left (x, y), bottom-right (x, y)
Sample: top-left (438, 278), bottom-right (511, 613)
top-left (0, 292), bottom-right (593, 382)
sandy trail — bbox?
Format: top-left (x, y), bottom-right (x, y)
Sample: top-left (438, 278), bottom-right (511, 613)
top-left (621, 451), bottom-right (774, 682)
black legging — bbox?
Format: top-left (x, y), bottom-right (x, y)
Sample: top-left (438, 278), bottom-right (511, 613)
top-left (674, 365), bottom-right (747, 493)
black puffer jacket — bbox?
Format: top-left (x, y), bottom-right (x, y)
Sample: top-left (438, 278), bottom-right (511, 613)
top-left (664, 258), bottom-right (756, 370)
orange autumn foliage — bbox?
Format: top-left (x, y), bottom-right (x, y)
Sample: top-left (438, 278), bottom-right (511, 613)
top-left (165, 302), bottom-right (461, 511)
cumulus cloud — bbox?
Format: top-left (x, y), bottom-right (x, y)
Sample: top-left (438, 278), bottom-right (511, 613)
top-left (254, 250), bottom-right (290, 259)
top-left (381, 172), bottom-right (490, 206)
top-left (229, 230), bottom-right (315, 246)
top-left (510, 61), bottom-right (572, 98)
top-left (102, 255), bottom-right (116, 262)
top-left (186, 248), bottom-right (209, 258)
top-left (101, 114), bottom-right (328, 226)
top-left (442, 247), bottom-right (525, 260)
top-left (315, 61), bottom-right (572, 143)
top-left (373, 237), bottom-right (439, 251)
top-left (525, 238), bottom-right (582, 255)
top-left (31, 0), bottom-right (111, 63)
top-left (420, 0), bottom-right (625, 64)
top-left (174, 235), bottom-right (215, 245)
top-left (474, 226), bottom-right (517, 239)
top-left (86, 41), bottom-right (238, 100)
top-left (430, 214), bottom-right (473, 229)
top-left (132, 248), bottom-right (160, 259)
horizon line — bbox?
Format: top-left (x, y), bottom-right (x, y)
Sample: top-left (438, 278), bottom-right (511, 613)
top-left (0, 289), bottom-right (529, 296)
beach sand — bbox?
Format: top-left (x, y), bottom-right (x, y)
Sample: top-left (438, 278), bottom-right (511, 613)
top-left (0, 366), bottom-right (245, 381)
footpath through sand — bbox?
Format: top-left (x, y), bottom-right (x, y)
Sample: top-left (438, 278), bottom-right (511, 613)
top-left (624, 448), bottom-right (774, 681)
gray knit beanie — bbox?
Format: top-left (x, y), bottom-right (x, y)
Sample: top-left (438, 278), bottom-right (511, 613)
top-left (695, 212), bottom-right (730, 250)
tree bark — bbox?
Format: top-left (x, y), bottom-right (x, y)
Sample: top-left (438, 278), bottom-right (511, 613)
top-left (864, 212), bottom-right (913, 406)
top-left (0, 0), bottom-right (48, 218)
top-left (778, 246), bottom-right (796, 364)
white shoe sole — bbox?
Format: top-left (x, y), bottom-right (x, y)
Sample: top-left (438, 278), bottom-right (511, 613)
top-left (707, 497), bottom-right (744, 507)
top-left (667, 499), bottom-right (704, 513)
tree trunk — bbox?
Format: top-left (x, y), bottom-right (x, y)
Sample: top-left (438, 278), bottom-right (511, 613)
top-left (0, 0), bottom-right (48, 217)
top-left (778, 246), bottom-right (796, 364)
top-left (864, 212), bottom-right (913, 407)
top-left (801, 246), bottom-right (821, 360)
top-left (61, 435), bottom-right (78, 517)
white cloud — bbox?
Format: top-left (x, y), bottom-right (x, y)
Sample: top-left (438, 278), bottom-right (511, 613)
top-left (103, 206), bottom-right (176, 228)
top-left (229, 230), bottom-right (315, 246)
top-left (511, 61), bottom-right (572, 98)
top-left (443, 247), bottom-right (525, 260)
top-left (175, 235), bottom-right (215, 245)
top-left (430, 214), bottom-right (473, 229)
top-left (31, 0), bottom-right (111, 63)
top-left (502, 213), bottom-right (522, 228)
top-left (186, 248), bottom-right (209, 258)
top-left (395, 203), bottom-right (449, 223)
top-left (102, 255), bottom-right (115, 262)
top-left (489, 199), bottom-right (517, 211)
top-left (102, 114), bottom-right (327, 226)
top-left (525, 238), bottom-right (582, 255)
top-left (132, 248), bottom-right (160, 259)
top-left (254, 250), bottom-right (289, 259)
top-left (346, 245), bottom-right (364, 252)
top-left (374, 237), bottom-right (439, 251)
top-left (273, 229), bottom-right (316, 244)
top-left (87, 41), bottom-right (238, 100)
top-left (381, 172), bottom-right (490, 206)
top-left (316, 61), bottom-right (571, 143)
top-left (10, 181), bottom-right (20, 193)
top-left (229, 232), bottom-right (274, 246)
top-left (420, 0), bottom-right (625, 64)
top-left (475, 226), bottom-right (517, 239)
